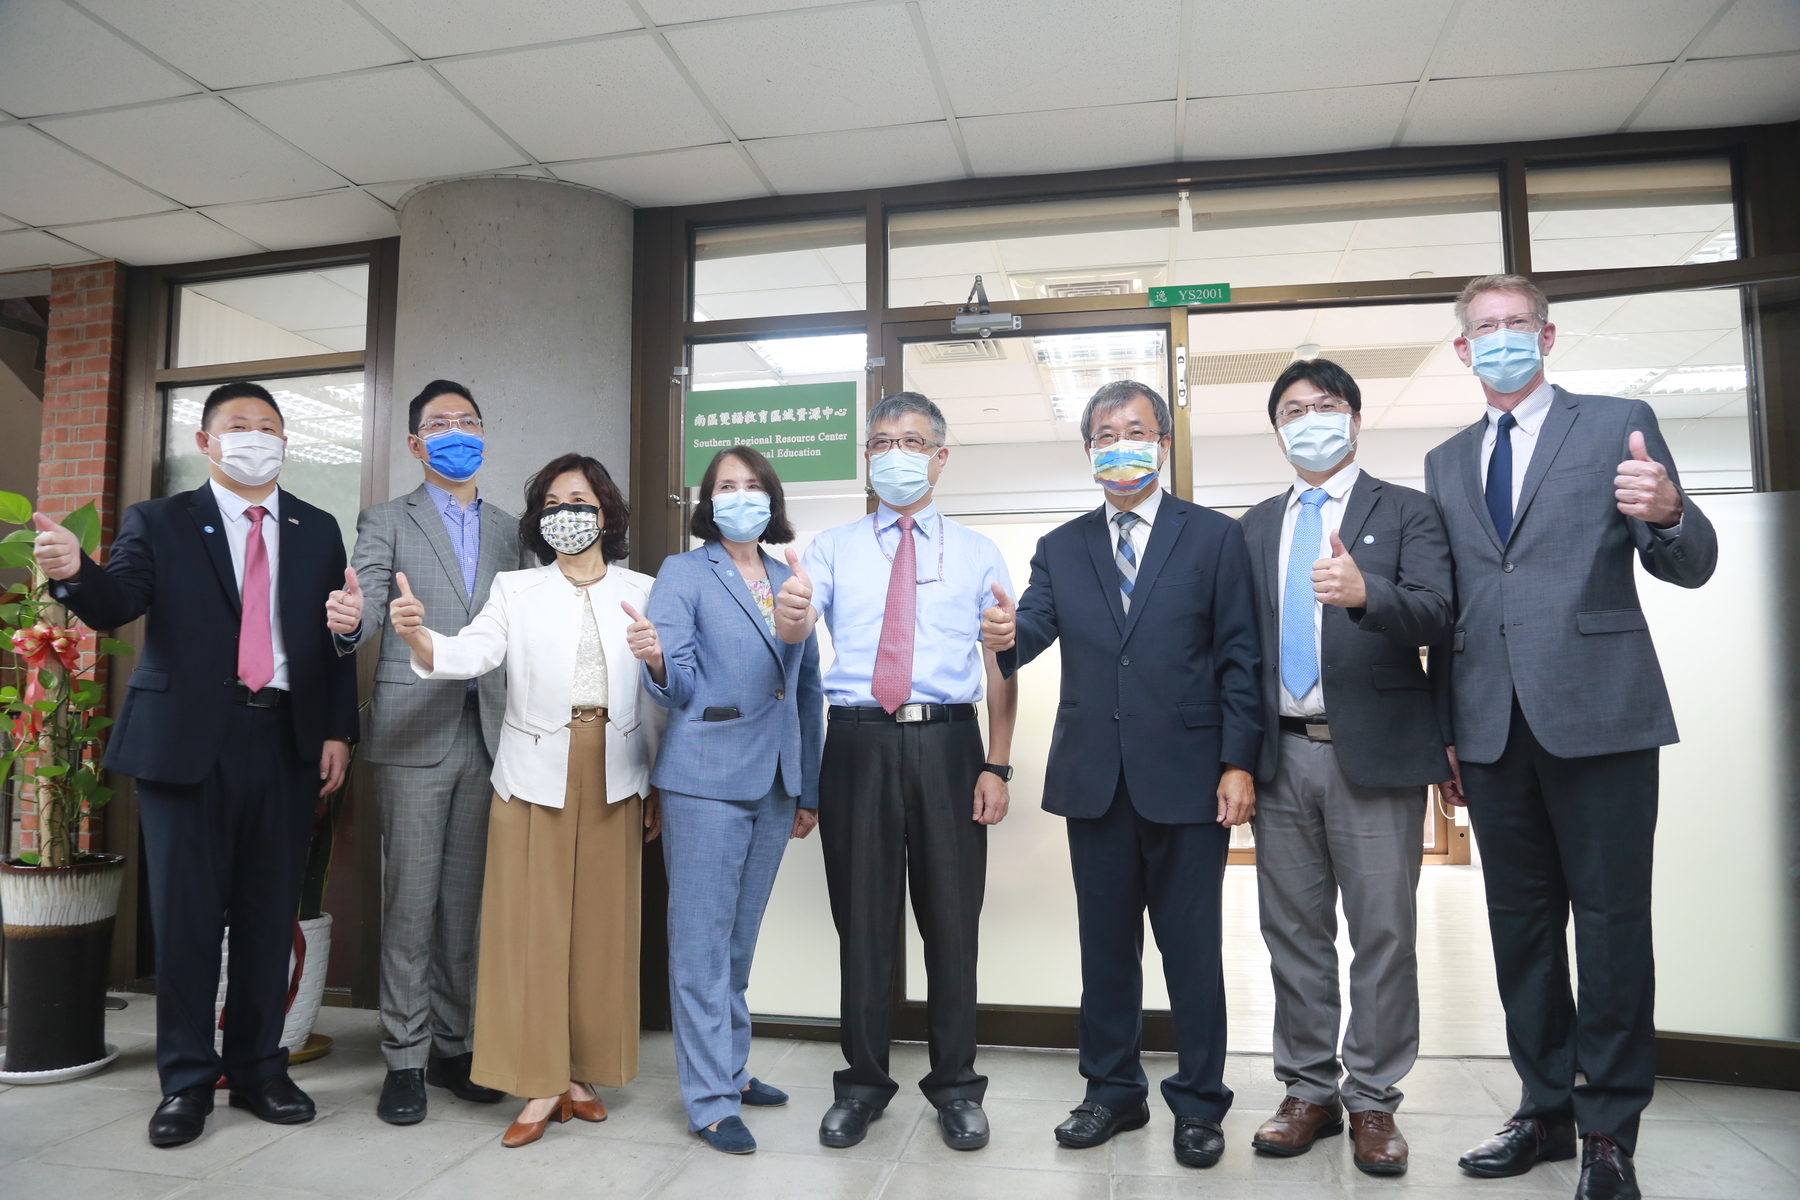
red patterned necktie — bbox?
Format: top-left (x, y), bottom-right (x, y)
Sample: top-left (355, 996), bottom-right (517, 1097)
top-left (238, 506), bottom-right (275, 692)
top-left (870, 515), bottom-right (916, 713)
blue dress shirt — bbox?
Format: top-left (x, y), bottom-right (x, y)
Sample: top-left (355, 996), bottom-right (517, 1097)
top-left (802, 502), bottom-right (1011, 707)
top-left (425, 482), bottom-right (481, 598)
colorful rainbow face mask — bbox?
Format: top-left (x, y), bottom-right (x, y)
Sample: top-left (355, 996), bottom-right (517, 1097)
top-left (1090, 438), bottom-right (1162, 494)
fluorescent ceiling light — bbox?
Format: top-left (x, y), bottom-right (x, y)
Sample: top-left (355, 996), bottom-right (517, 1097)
top-left (748, 333), bottom-right (867, 377)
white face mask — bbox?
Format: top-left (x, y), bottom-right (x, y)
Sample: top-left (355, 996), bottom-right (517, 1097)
top-left (1278, 412), bottom-right (1355, 473)
top-left (209, 430), bottom-right (285, 486)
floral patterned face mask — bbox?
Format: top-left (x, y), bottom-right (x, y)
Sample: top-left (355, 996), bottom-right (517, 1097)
top-left (540, 503), bottom-right (602, 555)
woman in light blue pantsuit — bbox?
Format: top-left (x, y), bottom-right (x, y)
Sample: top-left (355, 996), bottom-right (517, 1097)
top-left (625, 444), bottom-right (823, 1155)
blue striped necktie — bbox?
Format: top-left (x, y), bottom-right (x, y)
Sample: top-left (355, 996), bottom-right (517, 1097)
top-left (1280, 488), bottom-right (1329, 702)
top-left (1114, 511), bottom-right (1141, 612)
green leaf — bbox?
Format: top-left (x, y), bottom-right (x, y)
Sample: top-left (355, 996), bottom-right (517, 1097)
top-left (37, 669), bottom-right (56, 689)
top-left (0, 491), bottom-right (31, 526)
top-left (31, 699), bottom-right (56, 712)
top-left (0, 686), bottom-right (17, 701)
top-left (0, 604), bottom-right (20, 625)
top-left (63, 503), bottom-right (101, 556)
top-left (97, 638), bottom-right (135, 657)
top-left (16, 850), bottom-right (40, 866)
top-left (34, 763), bottom-right (67, 778)
top-left (88, 783), bottom-right (113, 806)
top-left (0, 529), bottom-right (32, 544)
top-left (0, 541), bottom-right (35, 570)
top-left (86, 715), bottom-right (113, 730)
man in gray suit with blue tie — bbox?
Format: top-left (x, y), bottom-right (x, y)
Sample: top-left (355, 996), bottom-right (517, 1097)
top-left (328, 381), bottom-right (526, 1124)
top-left (1424, 276), bottom-right (1717, 1200)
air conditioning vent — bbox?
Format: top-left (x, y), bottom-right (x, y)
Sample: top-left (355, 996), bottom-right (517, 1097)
top-left (1325, 344), bottom-right (1435, 379)
top-left (1044, 278), bottom-right (1139, 298)
top-left (1189, 350), bottom-right (1293, 387)
top-left (915, 340), bottom-right (1008, 364)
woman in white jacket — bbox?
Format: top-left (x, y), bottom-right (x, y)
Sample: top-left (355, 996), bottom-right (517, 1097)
top-left (390, 453), bottom-right (663, 1148)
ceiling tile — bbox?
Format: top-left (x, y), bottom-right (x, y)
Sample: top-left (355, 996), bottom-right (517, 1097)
top-left (1185, 84), bottom-right (1413, 160)
top-left (1633, 54), bottom-right (1800, 129)
top-left (82, 0), bottom-right (407, 89)
top-left (961, 103), bottom-right (1175, 177)
top-left (550, 145), bottom-right (766, 206)
top-left (1432, 0), bottom-right (1717, 77)
top-left (0, 214), bottom-right (18, 233)
top-left (52, 211), bottom-right (263, 265)
top-left (644, 2), bottom-right (849, 22)
top-left (203, 190), bottom-right (399, 249)
top-left (1402, 66), bottom-right (1664, 145)
top-left (920, 0), bottom-right (1181, 117)
top-left (356, 0), bottom-right (641, 57)
top-left (1188, 0), bottom-right (1451, 96)
top-left (747, 123), bottom-right (964, 194)
top-left (1694, 0), bottom-right (1800, 57)
top-left (665, 6), bottom-right (940, 139)
top-left (0, 126), bottom-right (176, 225)
top-left (40, 98), bottom-right (346, 207)
top-left (0, 0), bottom-right (199, 118)
top-left (361, 183), bottom-right (416, 207)
top-left (231, 68), bottom-right (527, 183)
top-left (0, 229), bottom-right (100, 271)
top-left (437, 37), bottom-right (721, 161)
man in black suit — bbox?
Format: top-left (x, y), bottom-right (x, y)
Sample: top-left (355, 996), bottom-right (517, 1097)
top-left (34, 382), bottom-right (360, 1148)
top-left (984, 380), bottom-right (1260, 1170)
top-left (1237, 358), bottom-right (1455, 1177)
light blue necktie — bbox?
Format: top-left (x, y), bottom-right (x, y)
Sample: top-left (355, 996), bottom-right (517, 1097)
top-left (1114, 511), bottom-right (1141, 612)
top-left (1280, 488), bottom-right (1329, 702)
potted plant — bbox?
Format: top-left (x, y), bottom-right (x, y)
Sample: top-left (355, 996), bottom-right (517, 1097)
top-left (0, 492), bottom-right (135, 1083)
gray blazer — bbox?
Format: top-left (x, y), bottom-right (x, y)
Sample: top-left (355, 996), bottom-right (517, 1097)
top-left (1423, 387), bottom-right (1717, 764)
top-left (1241, 471), bottom-right (1455, 788)
top-left (351, 484), bottom-right (528, 766)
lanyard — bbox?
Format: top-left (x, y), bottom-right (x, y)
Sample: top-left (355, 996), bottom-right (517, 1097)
top-left (873, 513), bottom-right (946, 584)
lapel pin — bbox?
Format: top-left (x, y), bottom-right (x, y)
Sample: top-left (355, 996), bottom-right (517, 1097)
top-left (203, 525), bottom-right (215, 533)
top-left (288, 517), bottom-right (299, 525)
top-left (1363, 535), bottom-right (1375, 544)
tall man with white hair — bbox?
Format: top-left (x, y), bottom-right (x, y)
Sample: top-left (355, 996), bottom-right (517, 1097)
top-left (774, 391), bottom-right (1018, 1153)
top-left (1427, 274), bottom-right (1717, 1200)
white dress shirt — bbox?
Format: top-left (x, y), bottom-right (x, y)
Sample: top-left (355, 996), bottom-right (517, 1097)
top-left (1102, 483), bottom-right (1165, 565)
top-left (209, 478), bottom-right (288, 691)
top-left (1275, 463), bottom-right (1362, 717)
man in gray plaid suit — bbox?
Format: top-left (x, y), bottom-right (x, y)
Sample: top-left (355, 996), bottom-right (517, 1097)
top-left (328, 380), bottom-right (528, 1124)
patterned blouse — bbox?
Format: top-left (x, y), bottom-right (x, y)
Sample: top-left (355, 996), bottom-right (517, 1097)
top-left (747, 577), bottom-right (776, 634)
top-left (570, 583), bottom-right (609, 709)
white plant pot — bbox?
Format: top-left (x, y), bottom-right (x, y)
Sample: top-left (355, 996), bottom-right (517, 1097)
top-left (212, 914), bottom-right (333, 1056)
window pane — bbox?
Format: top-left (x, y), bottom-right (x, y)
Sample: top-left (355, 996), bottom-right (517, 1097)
top-left (164, 371), bottom-right (365, 550)
top-left (1527, 159), bottom-right (1735, 271)
top-left (174, 265), bottom-right (368, 368)
top-left (691, 217), bottom-right (865, 322)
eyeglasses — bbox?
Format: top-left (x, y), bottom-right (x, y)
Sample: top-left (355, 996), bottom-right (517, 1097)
top-left (420, 416), bottom-right (484, 435)
top-left (1089, 429), bottom-right (1164, 448)
top-left (1275, 398), bottom-right (1354, 424)
top-left (1462, 312), bottom-right (1547, 339)
top-left (866, 435), bottom-right (941, 454)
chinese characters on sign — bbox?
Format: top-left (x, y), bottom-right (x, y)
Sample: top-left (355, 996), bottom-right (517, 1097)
top-left (1147, 283), bottom-right (1231, 307)
top-left (684, 381), bottom-right (859, 486)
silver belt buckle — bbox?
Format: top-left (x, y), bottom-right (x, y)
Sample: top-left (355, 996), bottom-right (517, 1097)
top-left (1304, 721), bottom-right (1331, 742)
top-left (896, 703), bottom-right (927, 723)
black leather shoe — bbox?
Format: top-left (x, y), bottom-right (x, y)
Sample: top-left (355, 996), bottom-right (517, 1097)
top-left (939, 1099), bottom-right (989, 1150)
top-left (377, 1068), bottom-right (427, 1125)
top-left (1458, 1116), bottom-right (1578, 1178)
top-left (426, 1051), bottom-right (505, 1104)
top-left (148, 1087), bottom-right (214, 1147)
top-left (1173, 1117), bottom-right (1226, 1168)
top-left (228, 1075), bottom-right (316, 1125)
top-left (1054, 1099), bottom-right (1151, 1148)
top-left (819, 1098), bottom-right (881, 1148)
top-left (1575, 1133), bottom-right (1640, 1200)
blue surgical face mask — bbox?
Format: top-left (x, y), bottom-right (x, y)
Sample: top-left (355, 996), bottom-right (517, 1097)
top-left (423, 429), bottom-right (484, 482)
top-left (1278, 412), bottom-right (1355, 473)
top-left (1090, 438), bottom-right (1162, 495)
top-left (1468, 328), bottom-right (1543, 395)
top-left (868, 447), bottom-right (933, 508)
top-left (710, 489), bottom-right (771, 544)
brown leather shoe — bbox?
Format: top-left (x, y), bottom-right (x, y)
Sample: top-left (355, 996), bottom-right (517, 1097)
top-left (1348, 1109), bottom-right (1408, 1176)
top-left (1251, 1096), bottom-right (1344, 1156)
top-left (502, 1094), bottom-right (573, 1148)
top-left (568, 1093), bottom-right (607, 1123)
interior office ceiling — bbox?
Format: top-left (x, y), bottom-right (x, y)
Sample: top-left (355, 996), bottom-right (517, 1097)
top-left (0, 0), bottom-right (1798, 271)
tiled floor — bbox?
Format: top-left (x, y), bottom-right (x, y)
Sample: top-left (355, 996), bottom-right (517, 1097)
top-left (5, 1003), bottom-right (1799, 1199)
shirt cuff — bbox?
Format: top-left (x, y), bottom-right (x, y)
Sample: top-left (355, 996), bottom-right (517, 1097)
top-left (1651, 519), bottom-right (1683, 539)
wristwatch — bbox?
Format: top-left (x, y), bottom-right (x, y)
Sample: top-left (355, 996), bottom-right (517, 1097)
top-left (980, 763), bottom-right (1013, 782)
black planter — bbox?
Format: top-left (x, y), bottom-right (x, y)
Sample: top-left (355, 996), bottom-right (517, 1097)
top-left (0, 853), bottom-right (125, 1079)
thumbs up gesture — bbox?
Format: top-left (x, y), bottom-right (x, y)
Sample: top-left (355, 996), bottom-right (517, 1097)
top-left (389, 572), bottom-right (427, 642)
top-left (1615, 430), bottom-right (1682, 528)
top-left (981, 582), bottom-right (1017, 652)
top-left (325, 566), bottom-right (363, 635)
top-left (774, 547), bottom-right (815, 644)
top-left (30, 513), bottom-right (81, 581)
top-left (621, 601), bottom-right (665, 683)
top-left (1311, 529), bottom-right (1367, 609)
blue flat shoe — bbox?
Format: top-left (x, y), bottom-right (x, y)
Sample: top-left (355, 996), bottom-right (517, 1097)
top-left (698, 1114), bottom-right (757, 1154)
top-left (741, 1078), bottom-right (788, 1107)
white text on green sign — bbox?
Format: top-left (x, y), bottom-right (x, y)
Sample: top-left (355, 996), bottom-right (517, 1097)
top-left (1148, 284), bottom-right (1230, 307)
top-left (684, 381), bottom-right (858, 486)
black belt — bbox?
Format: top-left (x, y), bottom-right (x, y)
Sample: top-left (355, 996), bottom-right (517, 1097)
top-left (1278, 715), bottom-right (1331, 741)
top-left (232, 684), bottom-right (288, 708)
top-left (829, 703), bottom-right (976, 724)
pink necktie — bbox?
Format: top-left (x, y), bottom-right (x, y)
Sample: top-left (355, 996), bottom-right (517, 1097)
top-left (238, 506), bottom-right (274, 693)
top-left (871, 515), bottom-right (916, 714)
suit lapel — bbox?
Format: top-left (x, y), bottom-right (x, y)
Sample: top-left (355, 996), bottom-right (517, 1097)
top-left (1456, 420), bottom-right (1505, 554)
top-left (275, 488), bottom-right (313, 647)
top-left (1508, 388), bottom-right (1579, 542)
top-left (708, 542), bottom-right (782, 665)
top-left (1120, 500), bottom-right (1186, 643)
top-left (186, 486), bottom-right (240, 614)
top-left (1083, 507), bottom-right (1125, 635)
top-left (1336, 472), bottom-right (1381, 552)
top-left (1245, 498), bottom-right (1281, 616)
top-left (406, 486), bottom-right (472, 614)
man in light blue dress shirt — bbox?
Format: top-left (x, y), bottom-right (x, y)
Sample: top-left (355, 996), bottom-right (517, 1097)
top-left (774, 392), bottom-right (1018, 1153)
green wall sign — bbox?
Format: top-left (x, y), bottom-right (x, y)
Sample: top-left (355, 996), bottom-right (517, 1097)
top-left (1148, 283), bottom-right (1231, 307)
top-left (684, 381), bottom-right (858, 486)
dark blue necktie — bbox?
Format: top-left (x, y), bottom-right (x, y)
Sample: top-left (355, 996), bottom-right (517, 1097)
top-left (1485, 412), bottom-right (1517, 543)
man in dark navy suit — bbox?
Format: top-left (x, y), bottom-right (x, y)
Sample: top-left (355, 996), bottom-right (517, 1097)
top-left (34, 382), bottom-right (360, 1148)
top-left (985, 380), bottom-right (1261, 1170)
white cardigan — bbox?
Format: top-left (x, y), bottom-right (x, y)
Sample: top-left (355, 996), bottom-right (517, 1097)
top-left (411, 563), bottom-right (664, 809)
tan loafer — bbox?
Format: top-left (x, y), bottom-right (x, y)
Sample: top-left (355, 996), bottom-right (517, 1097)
top-left (502, 1094), bottom-right (573, 1148)
top-left (1251, 1096), bottom-right (1344, 1156)
top-left (1348, 1109), bottom-right (1409, 1176)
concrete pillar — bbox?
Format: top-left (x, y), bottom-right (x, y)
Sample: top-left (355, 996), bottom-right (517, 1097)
top-left (391, 177), bottom-right (633, 520)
